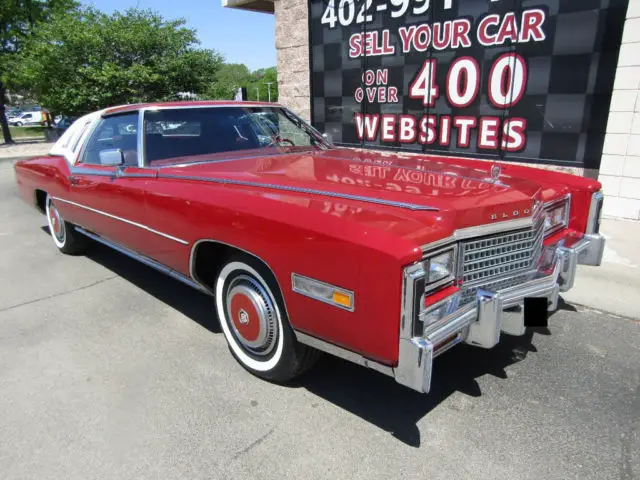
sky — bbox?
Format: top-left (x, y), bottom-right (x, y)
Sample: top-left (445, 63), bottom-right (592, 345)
top-left (88, 0), bottom-right (277, 71)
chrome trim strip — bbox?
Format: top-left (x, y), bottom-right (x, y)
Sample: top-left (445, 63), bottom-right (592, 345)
top-left (140, 103), bottom-right (281, 113)
top-left (137, 109), bottom-right (145, 168)
top-left (291, 273), bottom-right (355, 312)
top-left (420, 202), bottom-right (545, 253)
top-left (52, 197), bottom-right (189, 245)
top-left (157, 173), bottom-right (438, 211)
top-left (117, 172), bottom-right (157, 178)
top-left (399, 262), bottom-right (426, 340)
top-left (425, 301), bottom-right (476, 347)
top-left (69, 167), bottom-right (114, 177)
top-left (74, 226), bottom-right (207, 293)
top-left (454, 216), bottom-right (535, 240)
top-left (69, 166), bottom-right (157, 179)
top-left (294, 331), bottom-right (394, 377)
top-left (155, 151), bottom-right (300, 169)
top-left (586, 191), bottom-right (604, 234)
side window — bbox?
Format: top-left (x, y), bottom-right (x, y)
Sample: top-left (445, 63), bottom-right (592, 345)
top-left (82, 113), bottom-right (139, 166)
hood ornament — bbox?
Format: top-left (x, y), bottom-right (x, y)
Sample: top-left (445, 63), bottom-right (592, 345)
top-left (490, 164), bottom-right (502, 181)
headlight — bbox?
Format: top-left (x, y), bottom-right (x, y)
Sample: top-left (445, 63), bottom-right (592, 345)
top-left (423, 247), bottom-right (456, 286)
top-left (544, 197), bottom-right (570, 236)
top-left (403, 246), bottom-right (457, 338)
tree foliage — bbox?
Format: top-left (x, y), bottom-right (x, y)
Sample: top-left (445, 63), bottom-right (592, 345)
top-left (11, 7), bottom-right (224, 115)
top-left (0, 0), bottom-right (77, 142)
top-left (206, 64), bottom-right (278, 102)
top-left (0, 0), bottom-right (77, 61)
top-left (207, 63), bottom-right (251, 100)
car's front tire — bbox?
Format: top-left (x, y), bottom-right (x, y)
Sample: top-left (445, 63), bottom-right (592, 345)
top-left (215, 255), bottom-right (319, 383)
top-left (45, 194), bottom-right (88, 254)
top-left (15, 121), bottom-right (22, 127)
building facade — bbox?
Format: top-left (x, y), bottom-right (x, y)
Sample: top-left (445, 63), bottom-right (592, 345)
top-left (224, 0), bottom-right (640, 221)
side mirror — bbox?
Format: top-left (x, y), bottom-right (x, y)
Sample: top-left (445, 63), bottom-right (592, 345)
top-left (322, 132), bottom-right (333, 144)
top-left (99, 148), bottom-right (124, 166)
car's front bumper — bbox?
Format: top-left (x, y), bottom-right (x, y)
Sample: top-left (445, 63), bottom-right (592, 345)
top-left (394, 232), bottom-right (605, 394)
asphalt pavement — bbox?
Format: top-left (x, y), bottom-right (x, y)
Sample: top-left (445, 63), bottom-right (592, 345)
top-left (0, 159), bottom-right (638, 480)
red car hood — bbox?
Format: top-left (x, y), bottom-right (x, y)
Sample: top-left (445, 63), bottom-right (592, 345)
top-left (158, 148), bottom-right (570, 248)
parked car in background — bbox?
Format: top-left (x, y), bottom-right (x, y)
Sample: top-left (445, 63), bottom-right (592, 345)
top-left (9, 111), bottom-right (44, 127)
top-left (6, 111), bottom-right (22, 122)
top-left (54, 115), bottom-right (76, 131)
top-left (6, 108), bottom-right (22, 118)
top-left (13, 101), bottom-right (605, 394)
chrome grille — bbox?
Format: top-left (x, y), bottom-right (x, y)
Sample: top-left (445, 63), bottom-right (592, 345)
top-left (460, 271), bottom-right (537, 305)
top-left (458, 217), bottom-right (545, 302)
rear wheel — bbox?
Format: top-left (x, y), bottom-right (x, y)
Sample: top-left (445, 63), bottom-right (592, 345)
top-left (215, 255), bottom-right (319, 382)
top-left (45, 194), bottom-right (88, 254)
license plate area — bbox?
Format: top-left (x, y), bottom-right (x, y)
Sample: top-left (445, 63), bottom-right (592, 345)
top-left (524, 297), bottom-right (549, 327)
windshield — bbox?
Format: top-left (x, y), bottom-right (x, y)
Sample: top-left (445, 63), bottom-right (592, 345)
top-left (143, 106), bottom-right (331, 166)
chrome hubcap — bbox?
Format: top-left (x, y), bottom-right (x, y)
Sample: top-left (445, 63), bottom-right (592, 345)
top-left (48, 199), bottom-right (65, 243)
top-left (225, 274), bottom-right (277, 356)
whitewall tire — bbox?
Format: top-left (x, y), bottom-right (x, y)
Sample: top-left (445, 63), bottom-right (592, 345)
top-left (215, 255), bottom-right (320, 382)
top-left (45, 194), bottom-right (88, 254)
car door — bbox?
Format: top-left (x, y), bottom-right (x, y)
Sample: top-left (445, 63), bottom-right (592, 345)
top-left (63, 112), bottom-right (156, 254)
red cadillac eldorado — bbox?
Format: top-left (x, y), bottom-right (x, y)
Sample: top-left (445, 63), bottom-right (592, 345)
top-left (14, 101), bottom-right (605, 393)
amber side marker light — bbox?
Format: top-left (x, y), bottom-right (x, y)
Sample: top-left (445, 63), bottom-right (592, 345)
top-left (332, 291), bottom-right (352, 309)
top-left (291, 273), bottom-right (355, 312)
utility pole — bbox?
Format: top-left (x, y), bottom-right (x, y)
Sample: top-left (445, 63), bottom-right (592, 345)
top-left (256, 87), bottom-right (260, 101)
top-left (264, 82), bottom-right (273, 102)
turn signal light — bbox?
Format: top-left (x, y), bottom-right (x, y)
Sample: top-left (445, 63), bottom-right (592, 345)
top-left (332, 291), bottom-right (352, 309)
top-left (292, 273), bottom-right (355, 312)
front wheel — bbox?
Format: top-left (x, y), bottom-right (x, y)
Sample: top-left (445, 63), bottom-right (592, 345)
top-left (15, 122), bottom-right (23, 127)
top-left (45, 194), bottom-right (89, 254)
top-left (215, 255), bottom-right (319, 383)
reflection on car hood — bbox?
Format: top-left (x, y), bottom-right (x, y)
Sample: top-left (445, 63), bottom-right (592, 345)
top-left (156, 147), bottom-right (572, 249)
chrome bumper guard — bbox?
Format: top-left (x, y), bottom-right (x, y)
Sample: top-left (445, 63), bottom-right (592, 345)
top-left (394, 233), bottom-right (605, 394)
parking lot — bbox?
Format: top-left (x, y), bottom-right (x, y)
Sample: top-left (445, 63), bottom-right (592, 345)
top-left (0, 157), bottom-right (638, 480)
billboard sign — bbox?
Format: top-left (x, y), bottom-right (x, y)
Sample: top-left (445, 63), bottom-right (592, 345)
top-left (309, 0), bottom-right (627, 168)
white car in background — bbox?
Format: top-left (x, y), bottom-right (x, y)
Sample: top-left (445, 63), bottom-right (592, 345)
top-left (9, 111), bottom-right (43, 127)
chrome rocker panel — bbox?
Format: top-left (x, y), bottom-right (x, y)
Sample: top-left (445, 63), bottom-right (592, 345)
top-left (395, 233), bottom-right (605, 394)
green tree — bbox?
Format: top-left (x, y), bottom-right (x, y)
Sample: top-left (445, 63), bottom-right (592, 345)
top-left (248, 66), bottom-right (278, 102)
top-left (206, 64), bottom-right (278, 102)
top-left (0, 0), bottom-right (77, 143)
top-left (11, 7), bottom-right (224, 116)
top-left (206, 63), bottom-right (251, 100)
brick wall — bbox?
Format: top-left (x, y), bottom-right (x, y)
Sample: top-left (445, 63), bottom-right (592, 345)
top-left (599, 0), bottom-right (640, 220)
top-left (274, 0), bottom-right (311, 121)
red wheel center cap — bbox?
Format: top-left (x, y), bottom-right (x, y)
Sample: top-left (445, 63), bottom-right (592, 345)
top-left (50, 208), bottom-right (62, 235)
top-left (230, 293), bottom-right (261, 343)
